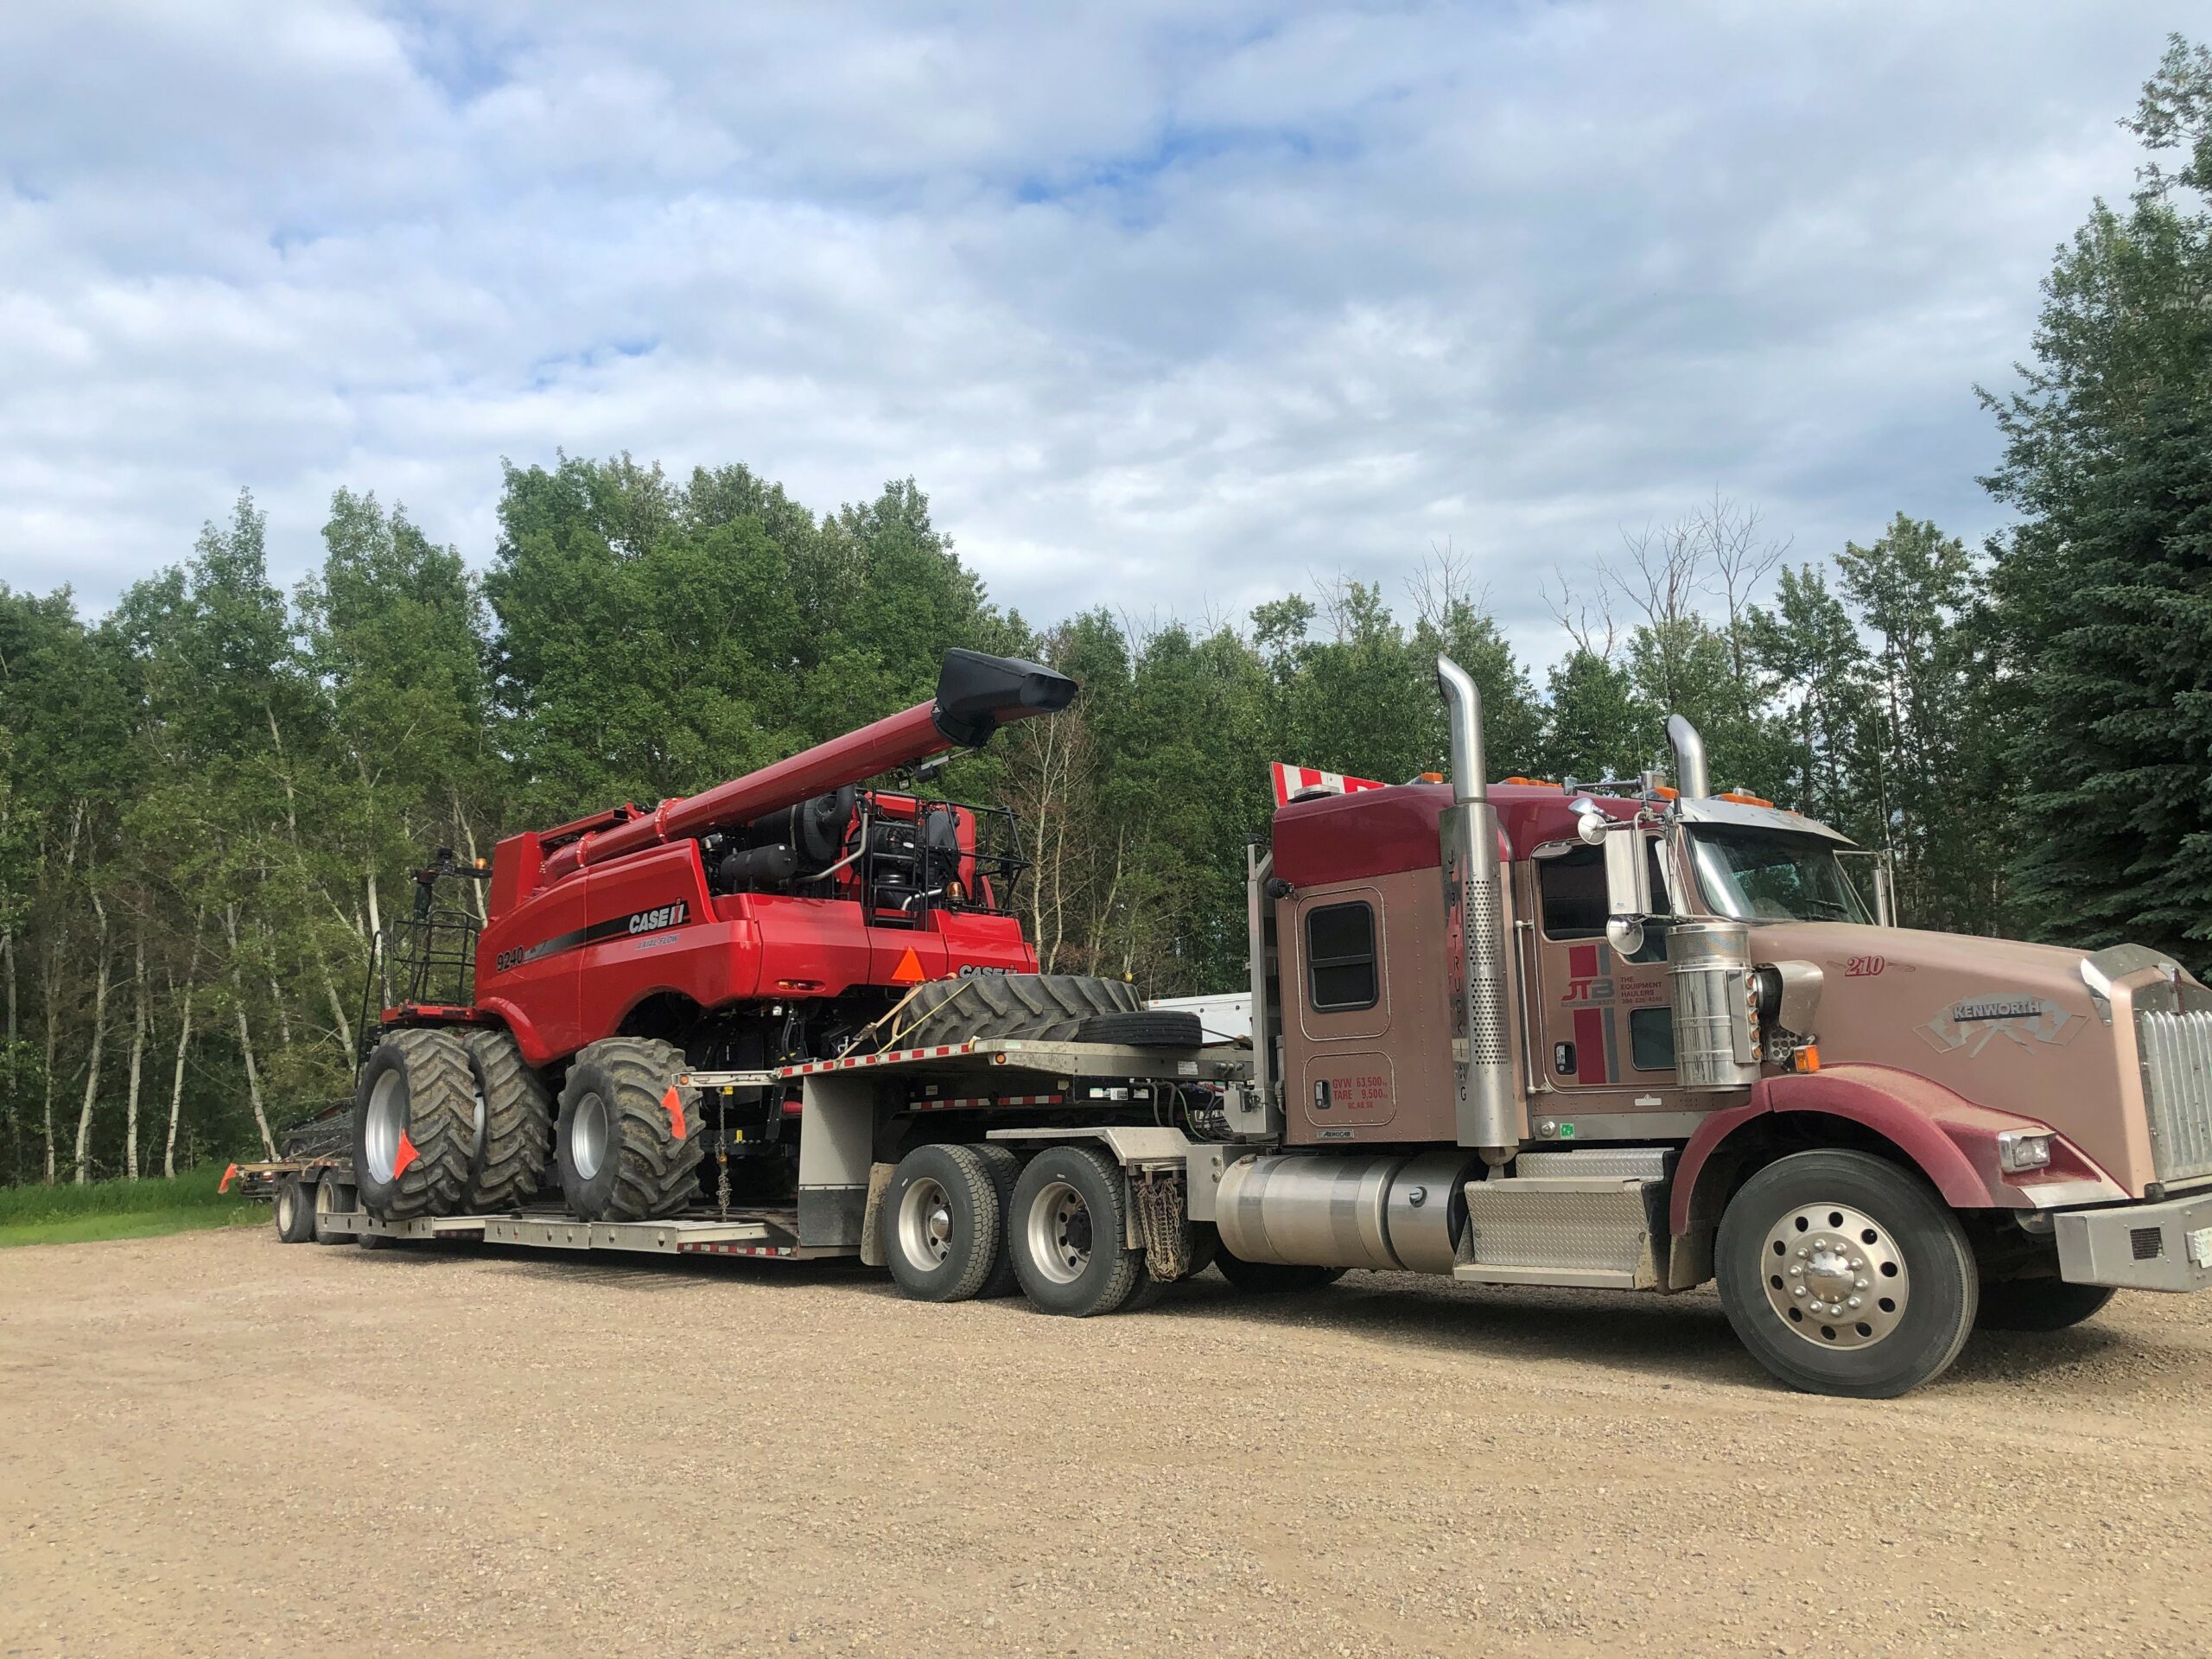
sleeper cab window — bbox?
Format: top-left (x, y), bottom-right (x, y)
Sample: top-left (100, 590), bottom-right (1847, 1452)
top-left (1306, 900), bottom-right (1377, 1012)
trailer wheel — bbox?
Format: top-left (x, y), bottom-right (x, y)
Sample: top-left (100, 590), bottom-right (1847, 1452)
top-left (1976, 1278), bottom-right (2117, 1332)
top-left (461, 1029), bottom-right (554, 1212)
top-left (972, 1143), bottom-right (1023, 1299)
top-left (1715, 1149), bottom-right (1978, 1398)
top-left (273, 1175), bottom-right (316, 1243)
top-left (882, 1144), bottom-right (1003, 1302)
top-left (312, 1175), bottom-right (357, 1245)
top-left (556, 1038), bottom-right (703, 1223)
top-left (353, 1029), bottom-right (475, 1221)
top-left (1212, 1250), bottom-right (1344, 1294)
top-left (895, 975), bottom-right (1141, 1047)
top-left (1007, 1145), bottom-right (1142, 1317)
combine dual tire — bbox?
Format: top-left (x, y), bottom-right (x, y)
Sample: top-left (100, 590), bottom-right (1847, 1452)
top-left (556, 1039), bottom-right (703, 1222)
top-left (353, 1029), bottom-right (475, 1222)
top-left (896, 975), bottom-right (1141, 1046)
top-left (462, 1029), bottom-right (554, 1212)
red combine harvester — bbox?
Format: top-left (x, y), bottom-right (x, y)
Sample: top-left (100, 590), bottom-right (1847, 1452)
top-left (346, 648), bottom-right (1152, 1229)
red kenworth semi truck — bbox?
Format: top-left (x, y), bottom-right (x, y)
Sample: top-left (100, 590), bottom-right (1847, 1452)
top-left (269, 647), bottom-right (2212, 1397)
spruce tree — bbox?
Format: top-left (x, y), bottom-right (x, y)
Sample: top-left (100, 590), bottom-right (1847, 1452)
top-left (1983, 36), bottom-right (2212, 968)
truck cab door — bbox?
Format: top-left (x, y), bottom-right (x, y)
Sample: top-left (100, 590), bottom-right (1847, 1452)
top-left (1528, 836), bottom-right (1681, 1103)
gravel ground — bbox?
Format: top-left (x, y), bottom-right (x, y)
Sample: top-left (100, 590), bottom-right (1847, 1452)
top-left (2, 1225), bottom-right (2208, 1658)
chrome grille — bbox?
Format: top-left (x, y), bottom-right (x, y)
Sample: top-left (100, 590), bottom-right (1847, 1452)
top-left (2139, 1008), bottom-right (2212, 1185)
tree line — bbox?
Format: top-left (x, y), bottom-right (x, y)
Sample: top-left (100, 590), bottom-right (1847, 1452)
top-left (3, 37), bottom-right (2208, 1187)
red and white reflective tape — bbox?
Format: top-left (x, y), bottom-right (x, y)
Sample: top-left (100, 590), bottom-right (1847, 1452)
top-left (1270, 762), bottom-right (1387, 807)
top-left (679, 1242), bottom-right (798, 1257)
top-left (781, 1040), bottom-right (978, 1077)
top-left (911, 1093), bottom-right (1065, 1112)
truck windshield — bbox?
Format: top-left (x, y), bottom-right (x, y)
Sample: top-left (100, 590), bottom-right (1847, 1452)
top-left (1688, 829), bottom-right (1870, 924)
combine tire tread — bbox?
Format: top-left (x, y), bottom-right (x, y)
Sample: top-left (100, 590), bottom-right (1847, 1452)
top-left (556, 1039), bottom-right (705, 1223)
top-left (898, 975), bottom-right (1141, 1047)
top-left (354, 1029), bottom-right (475, 1222)
top-left (463, 1030), bottom-right (554, 1212)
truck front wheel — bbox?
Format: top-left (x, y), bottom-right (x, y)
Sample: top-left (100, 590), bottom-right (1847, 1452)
top-left (555, 1039), bottom-right (703, 1223)
top-left (1007, 1145), bottom-right (1142, 1317)
top-left (882, 1143), bottom-right (1003, 1302)
top-left (1716, 1150), bottom-right (1978, 1399)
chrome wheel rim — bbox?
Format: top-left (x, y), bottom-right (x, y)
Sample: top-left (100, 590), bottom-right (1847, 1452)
top-left (1761, 1201), bottom-right (1909, 1349)
top-left (1025, 1179), bottom-right (1093, 1286)
top-left (364, 1070), bottom-right (407, 1185)
top-left (896, 1178), bottom-right (954, 1269)
top-left (570, 1092), bottom-right (610, 1182)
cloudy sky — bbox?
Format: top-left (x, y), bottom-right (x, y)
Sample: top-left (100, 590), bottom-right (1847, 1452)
top-left (0, 2), bottom-right (2177, 665)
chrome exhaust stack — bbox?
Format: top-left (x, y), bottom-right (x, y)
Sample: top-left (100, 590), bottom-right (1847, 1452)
top-left (1666, 714), bottom-right (1710, 799)
top-left (1436, 657), bottom-right (1521, 1164)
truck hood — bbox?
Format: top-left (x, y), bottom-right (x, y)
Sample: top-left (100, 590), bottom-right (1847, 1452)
top-left (1744, 921), bottom-right (2156, 1194)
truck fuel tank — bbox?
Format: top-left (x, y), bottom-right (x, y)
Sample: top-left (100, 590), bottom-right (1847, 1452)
top-left (1216, 1150), bottom-right (1473, 1274)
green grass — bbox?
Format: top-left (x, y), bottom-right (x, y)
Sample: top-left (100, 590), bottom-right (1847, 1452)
top-left (0, 1163), bottom-right (264, 1247)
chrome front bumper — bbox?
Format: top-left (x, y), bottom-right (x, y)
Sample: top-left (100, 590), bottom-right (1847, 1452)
top-left (2056, 1190), bottom-right (2212, 1293)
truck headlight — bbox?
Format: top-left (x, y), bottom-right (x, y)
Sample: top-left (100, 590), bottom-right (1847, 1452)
top-left (1997, 1129), bottom-right (2054, 1174)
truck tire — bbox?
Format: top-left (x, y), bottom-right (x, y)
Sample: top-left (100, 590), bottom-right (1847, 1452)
top-left (1977, 1278), bottom-right (2117, 1332)
top-left (1715, 1149), bottom-right (1978, 1399)
top-left (973, 1143), bottom-right (1024, 1298)
top-left (461, 1029), bottom-right (554, 1212)
top-left (274, 1175), bottom-right (315, 1243)
top-left (882, 1143), bottom-right (1003, 1302)
top-left (1007, 1145), bottom-right (1142, 1317)
top-left (896, 975), bottom-right (1141, 1047)
top-left (312, 1175), bottom-right (356, 1245)
top-left (556, 1039), bottom-right (703, 1223)
top-left (1069, 1009), bottom-right (1204, 1048)
top-left (353, 1029), bottom-right (475, 1221)
top-left (1213, 1250), bottom-right (1344, 1294)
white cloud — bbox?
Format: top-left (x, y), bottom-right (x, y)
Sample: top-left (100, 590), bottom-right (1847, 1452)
top-left (0, 0), bottom-right (2170, 671)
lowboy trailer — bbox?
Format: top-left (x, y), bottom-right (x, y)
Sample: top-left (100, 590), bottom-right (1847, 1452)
top-left (266, 645), bottom-right (2212, 1398)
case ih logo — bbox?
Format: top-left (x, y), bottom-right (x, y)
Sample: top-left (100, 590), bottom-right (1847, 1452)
top-left (493, 901), bottom-right (692, 975)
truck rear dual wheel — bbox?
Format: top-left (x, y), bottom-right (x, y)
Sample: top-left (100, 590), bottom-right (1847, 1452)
top-left (1716, 1150), bottom-right (1978, 1399)
top-left (353, 1029), bottom-right (476, 1222)
top-left (556, 1039), bottom-right (704, 1223)
top-left (1008, 1145), bottom-right (1145, 1317)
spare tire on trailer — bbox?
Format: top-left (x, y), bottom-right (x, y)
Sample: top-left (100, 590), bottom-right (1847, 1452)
top-left (894, 975), bottom-right (1141, 1047)
top-left (353, 1029), bottom-right (475, 1221)
top-left (461, 1029), bottom-right (554, 1212)
top-left (1069, 1009), bottom-right (1204, 1048)
top-left (555, 1038), bottom-right (704, 1223)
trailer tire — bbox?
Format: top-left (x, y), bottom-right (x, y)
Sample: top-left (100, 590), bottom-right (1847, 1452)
top-left (1976, 1278), bottom-right (2117, 1332)
top-left (353, 1029), bottom-right (476, 1221)
top-left (1213, 1250), bottom-right (1345, 1294)
top-left (274, 1175), bottom-right (315, 1243)
top-left (462, 1029), bottom-right (554, 1212)
top-left (311, 1175), bottom-right (356, 1245)
top-left (1008, 1145), bottom-right (1142, 1317)
top-left (556, 1039), bottom-right (703, 1223)
top-left (1069, 1009), bottom-right (1204, 1048)
top-left (895, 975), bottom-right (1141, 1047)
top-left (973, 1143), bottom-right (1024, 1298)
top-left (882, 1144), bottom-right (1003, 1303)
top-left (1715, 1149), bottom-right (1977, 1399)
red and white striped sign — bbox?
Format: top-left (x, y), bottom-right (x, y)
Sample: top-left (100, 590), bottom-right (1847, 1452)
top-left (1270, 763), bottom-right (1388, 807)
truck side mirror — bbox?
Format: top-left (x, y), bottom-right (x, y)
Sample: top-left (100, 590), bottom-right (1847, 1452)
top-left (1602, 828), bottom-right (1653, 961)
